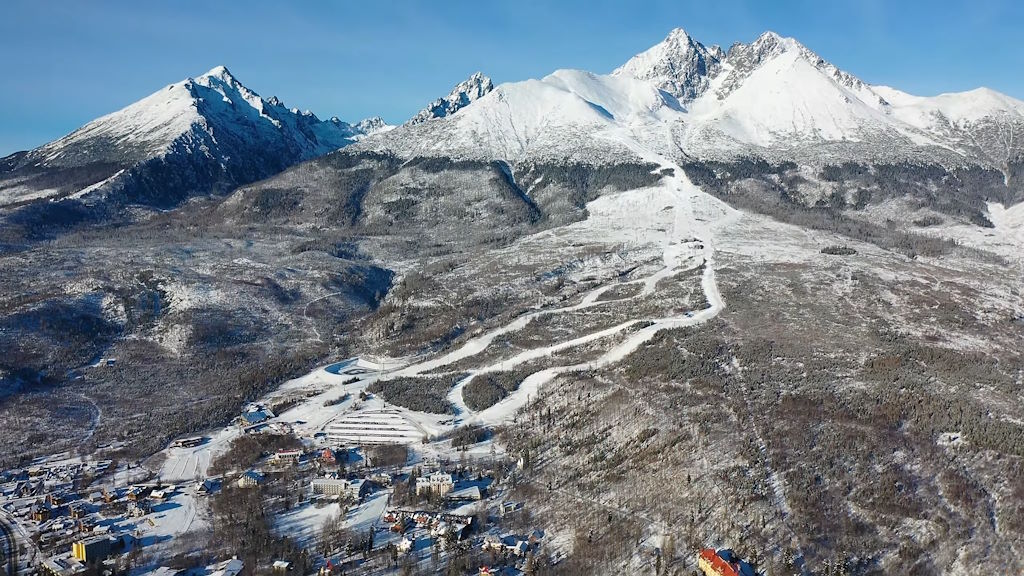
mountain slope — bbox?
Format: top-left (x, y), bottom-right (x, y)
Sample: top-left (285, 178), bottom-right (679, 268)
top-left (873, 85), bottom-right (1024, 169)
top-left (407, 72), bottom-right (494, 124)
top-left (0, 66), bottom-right (385, 210)
top-left (359, 69), bottom-right (681, 163)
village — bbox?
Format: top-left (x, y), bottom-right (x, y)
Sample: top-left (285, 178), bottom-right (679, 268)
top-left (2, 354), bottom-right (757, 576)
top-left (0, 358), bottom-right (559, 576)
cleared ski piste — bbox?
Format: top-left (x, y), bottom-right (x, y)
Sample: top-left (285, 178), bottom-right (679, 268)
top-left (390, 124), bottom-right (740, 427)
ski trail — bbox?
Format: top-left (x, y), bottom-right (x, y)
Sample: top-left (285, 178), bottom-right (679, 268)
top-left (390, 263), bottom-right (686, 379)
top-left (380, 126), bottom-right (740, 427)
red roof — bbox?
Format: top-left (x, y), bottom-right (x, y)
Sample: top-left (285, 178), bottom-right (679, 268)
top-left (700, 549), bottom-right (740, 576)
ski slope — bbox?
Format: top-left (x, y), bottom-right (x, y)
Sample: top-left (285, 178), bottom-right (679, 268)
top-left (385, 124), bottom-right (738, 427)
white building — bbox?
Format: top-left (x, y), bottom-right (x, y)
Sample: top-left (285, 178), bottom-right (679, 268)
top-left (415, 472), bottom-right (454, 497)
top-left (311, 477), bottom-right (371, 499)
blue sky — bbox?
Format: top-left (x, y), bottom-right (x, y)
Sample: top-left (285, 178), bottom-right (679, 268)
top-left (1, 0), bottom-right (1021, 155)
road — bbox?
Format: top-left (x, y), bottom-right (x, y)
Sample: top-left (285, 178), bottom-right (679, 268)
top-left (0, 515), bottom-right (18, 576)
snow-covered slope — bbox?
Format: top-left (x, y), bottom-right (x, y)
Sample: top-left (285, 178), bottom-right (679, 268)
top-left (0, 66), bottom-right (385, 208)
top-left (872, 85), bottom-right (1024, 165)
top-left (682, 34), bottom-right (912, 151)
top-left (361, 69), bottom-right (681, 162)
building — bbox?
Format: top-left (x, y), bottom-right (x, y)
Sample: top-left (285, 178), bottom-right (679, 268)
top-left (311, 478), bottom-right (347, 496)
top-left (415, 472), bottom-right (454, 496)
top-left (272, 560), bottom-right (292, 572)
top-left (274, 449), bottom-right (303, 463)
top-left (171, 437), bottom-right (204, 448)
top-left (196, 478), bottom-right (220, 495)
top-left (237, 470), bottom-right (264, 488)
top-left (444, 486), bottom-right (482, 502)
top-left (499, 501), bottom-right (522, 517)
top-left (32, 504), bottom-right (52, 522)
top-left (210, 558), bottom-right (245, 576)
top-left (698, 549), bottom-right (742, 576)
top-left (311, 477), bottom-right (371, 499)
top-left (72, 535), bottom-right (112, 562)
top-left (41, 555), bottom-right (87, 576)
top-left (239, 409), bottom-right (273, 426)
top-left (318, 448), bottom-right (337, 464)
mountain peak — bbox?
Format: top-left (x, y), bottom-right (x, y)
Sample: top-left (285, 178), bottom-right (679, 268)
top-left (199, 65), bottom-right (237, 84)
top-left (354, 116), bottom-right (392, 135)
top-left (407, 72), bottom-right (494, 125)
top-left (612, 27), bottom-right (723, 101)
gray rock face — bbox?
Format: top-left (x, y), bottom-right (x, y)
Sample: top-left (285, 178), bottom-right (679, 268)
top-left (0, 66), bottom-right (381, 212)
top-left (612, 27), bottom-right (723, 102)
top-left (407, 72), bottom-right (494, 124)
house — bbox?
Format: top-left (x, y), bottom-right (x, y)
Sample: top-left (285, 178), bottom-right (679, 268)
top-left (318, 448), bottom-right (337, 464)
top-left (346, 478), bottom-right (372, 499)
top-left (68, 504), bottom-right (87, 519)
top-left (415, 472), bottom-right (454, 496)
top-left (272, 560), bottom-right (292, 572)
top-left (482, 534), bottom-right (530, 557)
top-left (210, 558), bottom-right (245, 576)
top-left (32, 504), bottom-right (52, 522)
top-left (196, 478), bottom-right (220, 495)
top-left (237, 470), bottom-right (264, 488)
top-left (127, 485), bottom-right (153, 501)
top-left (72, 535), bottom-right (112, 562)
top-left (499, 501), bottom-right (522, 517)
top-left (698, 549), bottom-right (746, 576)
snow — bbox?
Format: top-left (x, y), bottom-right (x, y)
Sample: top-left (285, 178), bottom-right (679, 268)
top-left (12, 64), bottom-right (379, 192)
top-left (874, 85), bottom-right (1024, 127)
top-left (686, 46), bottom-right (899, 147)
top-left (379, 124), bottom-right (737, 427)
top-left (362, 27), bottom-right (1022, 170)
top-left (273, 501), bottom-right (344, 546)
top-left (68, 169), bottom-right (125, 199)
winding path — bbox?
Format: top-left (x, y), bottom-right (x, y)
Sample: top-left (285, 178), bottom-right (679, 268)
top-left (383, 126), bottom-right (739, 427)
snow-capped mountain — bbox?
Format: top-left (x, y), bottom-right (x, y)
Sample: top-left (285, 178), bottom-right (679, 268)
top-left (407, 72), bottom-right (494, 124)
top-left (0, 66), bottom-right (387, 208)
top-left (357, 28), bottom-right (1022, 176)
top-left (611, 27), bottom-right (724, 102)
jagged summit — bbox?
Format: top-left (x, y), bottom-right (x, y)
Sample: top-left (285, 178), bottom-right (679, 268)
top-left (353, 116), bottom-right (393, 135)
top-left (612, 27), bottom-right (723, 101)
top-left (0, 66), bottom-right (378, 208)
top-left (407, 72), bottom-right (495, 124)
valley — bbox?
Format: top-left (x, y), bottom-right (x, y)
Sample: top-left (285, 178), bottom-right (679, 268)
top-left (1, 23), bottom-right (1023, 576)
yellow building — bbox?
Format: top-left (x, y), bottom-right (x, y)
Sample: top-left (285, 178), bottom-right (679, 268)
top-left (72, 535), bottom-right (111, 562)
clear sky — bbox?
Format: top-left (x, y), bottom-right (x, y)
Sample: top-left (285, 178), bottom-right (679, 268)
top-left (1, 0), bottom-right (1021, 155)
